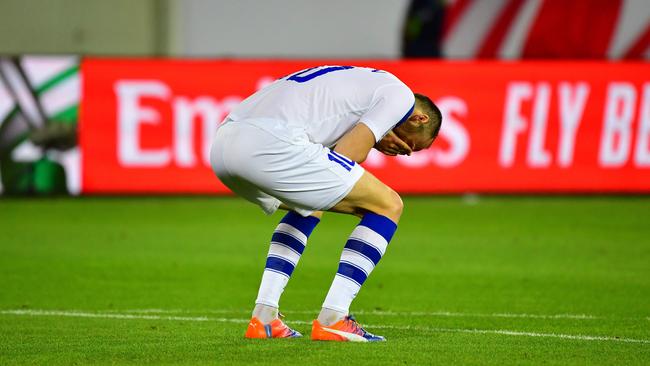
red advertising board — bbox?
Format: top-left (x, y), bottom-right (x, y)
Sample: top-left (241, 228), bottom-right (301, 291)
top-left (80, 59), bottom-right (650, 193)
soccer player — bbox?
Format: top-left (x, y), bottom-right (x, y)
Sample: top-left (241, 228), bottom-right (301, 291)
top-left (210, 65), bottom-right (442, 342)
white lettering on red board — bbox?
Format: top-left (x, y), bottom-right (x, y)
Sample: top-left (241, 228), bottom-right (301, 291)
top-left (599, 83), bottom-right (650, 167)
top-left (600, 82), bottom-right (636, 167)
top-left (500, 81), bottom-right (590, 168)
top-left (527, 82), bottom-right (551, 167)
top-left (557, 82), bottom-right (589, 167)
top-left (115, 80), bottom-right (241, 168)
top-left (635, 84), bottom-right (650, 167)
top-left (114, 77), bottom-right (649, 171)
top-left (432, 96), bottom-right (470, 167)
top-left (500, 82), bottom-right (530, 167)
top-left (114, 78), bottom-right (472, 170)
top-left (115, 80), bottom-right (172, 167)
top-left (501, 81), bottom-right (649, 169)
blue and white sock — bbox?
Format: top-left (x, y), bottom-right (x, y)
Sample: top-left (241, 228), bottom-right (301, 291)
top-left (321, 213), bottom-right (397, 318)
top-left (255, 211), bottom-right (320, 309)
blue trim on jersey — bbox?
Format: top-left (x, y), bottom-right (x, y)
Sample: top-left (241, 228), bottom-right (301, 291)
top-left (265, 256), bottom-right (296, 277)
top-left (328, 152), bottom-right (352, 171)
top-left (284, 66), bottom-right (317, 80)
top-left (344, 239), bottom-right (383, 266)
top-left (394, 103), bottom-right (415, 128)
top-left (359, 213), bottom-right (398, 243)
top-left (287, 66), bottom-right (354, 83)
top-left (329, 150), bottom-right (356, 167)
top-left (337, 262), bottom-right (368, 286)
top-left (279, 211), bottom-right (320, 237)
top-left (271, 232), bottom-right (306, 255)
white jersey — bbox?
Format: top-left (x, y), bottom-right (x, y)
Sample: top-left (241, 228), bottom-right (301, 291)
top-left (227, 65), bottom-right (415, 147)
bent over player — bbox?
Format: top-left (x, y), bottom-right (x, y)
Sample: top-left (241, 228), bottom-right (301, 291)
top-left (210, 65), bottom-right (442, 342)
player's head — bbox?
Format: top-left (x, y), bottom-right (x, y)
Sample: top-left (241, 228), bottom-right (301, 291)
top-left (393, 93), bottom-right (442, 151)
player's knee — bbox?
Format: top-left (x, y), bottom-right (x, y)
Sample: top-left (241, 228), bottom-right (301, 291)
top-left (379, 189), bottom-right (403, 223)
top-left (391, 191), bottom-right (404, 219)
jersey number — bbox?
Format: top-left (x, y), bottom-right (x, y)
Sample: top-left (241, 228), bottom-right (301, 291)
top-left (287, 66), bottom-right (354, 83)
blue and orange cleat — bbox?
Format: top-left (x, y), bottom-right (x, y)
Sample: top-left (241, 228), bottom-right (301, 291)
top-left (311, 314), bottom-right (385, 342)
top-left (244, 314), bottom-right (302, 339)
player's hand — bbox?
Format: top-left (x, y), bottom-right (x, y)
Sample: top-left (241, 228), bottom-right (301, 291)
top-left (374, 131), bottom-right (412, 156)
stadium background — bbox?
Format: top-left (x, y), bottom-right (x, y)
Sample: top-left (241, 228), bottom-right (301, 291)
top-left (1, 0), bottom-right (649, 365)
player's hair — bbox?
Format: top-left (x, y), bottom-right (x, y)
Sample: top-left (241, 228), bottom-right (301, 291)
top-left (414, 93), bottom-right (442, 140)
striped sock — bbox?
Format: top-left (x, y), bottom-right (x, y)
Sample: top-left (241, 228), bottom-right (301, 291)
top-left (254, 211), bottom-right (320, 309)
top-left (321, 213), bottom-right (397, 315)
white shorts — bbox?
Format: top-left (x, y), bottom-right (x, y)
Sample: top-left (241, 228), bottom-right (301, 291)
top-left (209, 118), bottom-right (365, 216)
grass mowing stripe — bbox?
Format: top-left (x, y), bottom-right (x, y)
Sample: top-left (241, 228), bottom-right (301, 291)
top-left (2, 309), bottom-right (648, 345)
top-left (345, 310), bottom-right (601, 320)
top-left (1, 197), bottom-right (648, 364)
top-left (105, 308), bottom-right (606, 320)
top-left (0, 309), bottom-right (236, 323)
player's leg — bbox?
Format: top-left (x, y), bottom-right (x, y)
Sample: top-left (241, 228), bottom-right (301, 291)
top-left (211, 122), bottom-right (312, 338)
top-left (328, 170), bottom-right (403, 223)
top-left (211, 122), bottom-right (399, 340)
top-left (312, 170), bottom-right (402, 342)
top-left (250, 209), bottom-right (321, 324)
top-left (210, 180), bottom-right (321, 338)
top-left (225, 147), bottom-right (402, 341)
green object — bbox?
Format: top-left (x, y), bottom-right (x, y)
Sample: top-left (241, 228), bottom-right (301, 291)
top-left (33, 158), bottom-right (67, 195)
top-left (0, 158), bottom-right (33, 194)
top-left (0, 197), bottom-right (649, 365)
top-left (0, 156), bottom-right (68, 195)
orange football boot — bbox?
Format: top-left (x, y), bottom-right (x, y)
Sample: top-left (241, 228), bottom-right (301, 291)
top-left (244, 314), bottom-right (302, 339)
top-left (312, 314), bottom-right (385, 342)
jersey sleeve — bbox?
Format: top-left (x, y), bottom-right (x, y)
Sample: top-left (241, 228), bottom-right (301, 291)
top-left (359, 83), bottom-right (415, 142)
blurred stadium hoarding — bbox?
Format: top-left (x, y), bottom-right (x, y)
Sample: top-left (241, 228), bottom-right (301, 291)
top-left (80, 59), bottom-right (650, 194)
top-left (434, 0), bottom-right (649, 60)
top-left (1, 57), bottom-right (648, 195)
top-left (0, 56), bottom-right (80, 195)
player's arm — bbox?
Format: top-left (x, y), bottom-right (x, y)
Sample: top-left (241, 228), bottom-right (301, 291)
top-left (335, 82), bottom-right (415, 163)
top-left (333, 123), bottom-right (376, 163)
top-left (374, 131), bottom-right (412, 156)
top-left (335, 124), bottom-right (412, 162)
top-left (353, 83), bottom-right (415, 159)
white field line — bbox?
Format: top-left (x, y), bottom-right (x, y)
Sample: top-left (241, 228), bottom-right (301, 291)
top-left (1, 309), bottom-right (648, 345)
top-left (0, 309), bottom-right (245, 324)
top-left (108, 308), bottom-right (602, 320)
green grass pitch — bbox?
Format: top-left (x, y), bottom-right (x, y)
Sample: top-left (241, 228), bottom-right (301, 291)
top-left (1, 196), bottom-right (649, 365)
